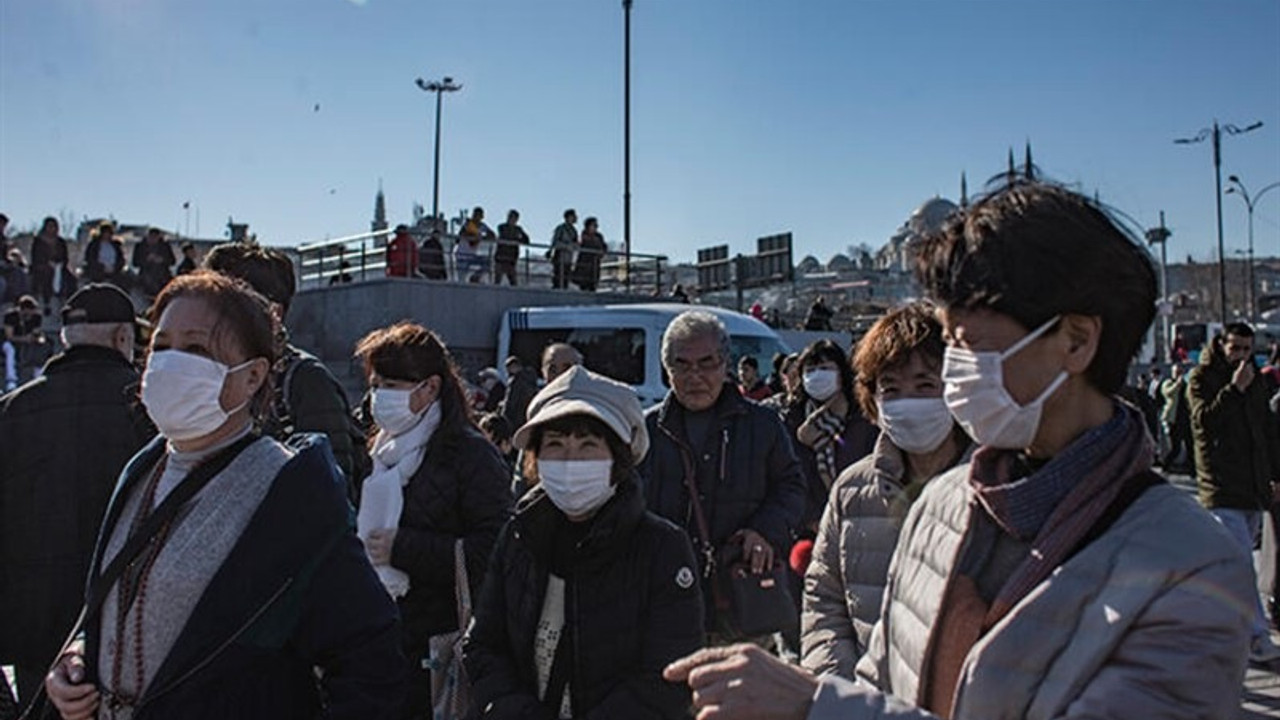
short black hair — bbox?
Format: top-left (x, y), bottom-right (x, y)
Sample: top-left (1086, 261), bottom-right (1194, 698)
top-left (478, 412), bottom-right (512, 444)
top-left (738, 355), bottom-right (759, 371)
top-left (1224, 321), bottom-right (1254, 338)
top-left (204, 242), bottom-right (297, 313)
top-left (915, 180), bottom-right (1156, 394)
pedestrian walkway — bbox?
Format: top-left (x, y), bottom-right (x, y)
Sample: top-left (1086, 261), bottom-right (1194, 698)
top-left (1166, 470), bottom-right (1280, 717)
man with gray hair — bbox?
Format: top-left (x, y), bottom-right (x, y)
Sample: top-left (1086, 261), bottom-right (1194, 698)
top-left (639, 310), bottom-right (806, 641)
top-left (0, 284), bottom-right (155, 706)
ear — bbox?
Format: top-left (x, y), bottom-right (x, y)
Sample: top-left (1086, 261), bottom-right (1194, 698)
top-left (414, 374), bottom-right (443, 407)
top-left (242, 357), bottom-right (271, 397)
top-left (1059, 314), bottom-right (1101, 374)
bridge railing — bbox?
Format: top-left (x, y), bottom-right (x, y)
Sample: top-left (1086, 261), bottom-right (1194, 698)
top-left (296, 229), bottom-right (669, 295)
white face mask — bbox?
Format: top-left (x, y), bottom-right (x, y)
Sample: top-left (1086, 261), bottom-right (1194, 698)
top-left (803, 368), bottom-right (840, 401)
top-left (876, 396), bottom-right (954, 454)
top-left (942, 316), bottom-right (1067, 450)
top-left (142, 350), bottom-right (255, 442)
top-left (372, 384), bottom-right (426, 436)
top-left (537, 459), bottom-right (616, 517)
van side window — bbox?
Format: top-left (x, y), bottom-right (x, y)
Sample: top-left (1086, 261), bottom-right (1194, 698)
top-left (510, 328), bottom-right (645, 385)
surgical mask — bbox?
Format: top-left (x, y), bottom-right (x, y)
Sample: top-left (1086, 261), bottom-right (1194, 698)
top-left (372, 384), bottom-right (426, 436)
top-left (803, 368), bottom-right (840, 401)
top-left (537, 459), bottom-right (615, 517)
top-left (942, 316), bottom-right (1067, 450)
top-left (142, 350), bottom-right (256, 442)
top-left (876, 397), bottom-right (954, 454)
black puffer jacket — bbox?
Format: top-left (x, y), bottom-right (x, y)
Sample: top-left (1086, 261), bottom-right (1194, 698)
top-left (391, 421), bottom-right (512, 657)
top-left (0, 345), bottom-right (153, 679)
top-left (464, 478), bottom-right (704, 720)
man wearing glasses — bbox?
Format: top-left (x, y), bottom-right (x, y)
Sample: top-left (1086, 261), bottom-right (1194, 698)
top-left (640, 310), bottom-right (806, 643)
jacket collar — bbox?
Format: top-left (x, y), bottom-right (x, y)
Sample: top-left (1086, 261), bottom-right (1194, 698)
top-left (43, 344), bottom-right (135, 376)
top-left (514, 475), bottom-right (646, 571)
top-left (655, 383), bottom-right (749, 436)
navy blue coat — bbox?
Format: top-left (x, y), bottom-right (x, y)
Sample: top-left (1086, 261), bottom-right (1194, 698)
top-left (83, 434), bottom-right (407, 720)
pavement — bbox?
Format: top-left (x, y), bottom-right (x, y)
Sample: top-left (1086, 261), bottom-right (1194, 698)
top-left (1165, 470), bottom-right (1280, 718)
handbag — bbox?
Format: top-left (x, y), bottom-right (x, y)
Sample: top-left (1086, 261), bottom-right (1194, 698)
top-left (719, 557), bottom-right (798, 638)
top-left (683, 464), bottom-right (797, 638)
top-left (425, 540), bottom-right (472, 720)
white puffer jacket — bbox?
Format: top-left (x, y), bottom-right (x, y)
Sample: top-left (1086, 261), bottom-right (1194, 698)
top-left (807, 463), bottom-right (1254, 720)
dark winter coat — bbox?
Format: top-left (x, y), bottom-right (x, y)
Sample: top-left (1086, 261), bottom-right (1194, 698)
top-left (639, 385), bottom-right (806, 627)
top-left (392, 422), bottom-right (513, 660)
top-left (502, 368), bottom-right (540, 429)
top-left (131, 238), bottom-right (176, 297)
top-left (1187, 340), bottom-right (1280, 510)
top-left (83, 236), bottom-right (127, 284)
top-left (781, 398), bottom-right (877, 531)
top-left (0, 345), bottom-right (154, 673)
top-left (464, 478), bottom-right (704, 719)
top-left (82, 434), bottom-right (407, 720)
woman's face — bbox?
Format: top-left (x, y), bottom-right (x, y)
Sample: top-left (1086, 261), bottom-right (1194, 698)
top-left (368, 371), bottom-right (440, 414)
top-left (804, 358), bottom-right (843, 387)
top-left (148, 296), bottom-right (267, 435)
top-left (537, 429), bottom-right (612, 462)
top-left (874, 351), bottom-right (942, 402)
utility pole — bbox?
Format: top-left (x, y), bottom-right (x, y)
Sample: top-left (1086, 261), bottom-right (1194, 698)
top-left (1226, 175), bottom-right (1280, 323)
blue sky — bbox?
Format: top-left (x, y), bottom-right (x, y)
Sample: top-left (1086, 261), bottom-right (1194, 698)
top-left (2, 0), bottom-right (1278, 267)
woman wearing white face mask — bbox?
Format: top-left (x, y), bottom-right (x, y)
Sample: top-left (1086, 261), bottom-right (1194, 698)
top-left (44, 271), bottom-right (406, 720)
top-left (464, 366), bottom-right (704, 719)
top-left (353, 321), bottom-right (512, 718)
top-left (783, 340), bottom-right (878, 533)
top-left (800, 302), bottom-right (972, 679)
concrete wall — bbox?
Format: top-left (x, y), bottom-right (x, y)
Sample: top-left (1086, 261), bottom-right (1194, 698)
top-left (288, 278), bottom-right (639, 391)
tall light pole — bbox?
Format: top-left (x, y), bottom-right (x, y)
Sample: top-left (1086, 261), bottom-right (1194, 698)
top-left (622, 0), bottom-right (633, 292)
top-left (415, 76), bottom-right (462, 226)
top-left (1174, 119), bottom-right (1263, 324)
top-left (1226, 175), bottom-right (1280, 323)
top-left (1145, 212), bottom-right (1171, 363)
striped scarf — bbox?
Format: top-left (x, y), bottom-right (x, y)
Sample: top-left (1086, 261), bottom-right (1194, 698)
top-left (968, 401), bottom-right (1154, 626)
top-left (804, 401), bottom-right (848, 489)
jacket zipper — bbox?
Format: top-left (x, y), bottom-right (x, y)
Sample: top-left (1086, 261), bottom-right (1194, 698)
top-left (137, 577), bottom-right (295, 709)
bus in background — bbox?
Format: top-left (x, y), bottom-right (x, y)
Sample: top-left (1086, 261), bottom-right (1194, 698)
top-left (497, 303), bottom-right (791, 407)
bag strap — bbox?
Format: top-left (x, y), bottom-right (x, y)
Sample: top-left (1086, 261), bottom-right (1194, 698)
top-left (453, 538), bottom-right (471, 629)
top-left (679, 440), bottom-right (718, 580)
top-left (84, 433), bottom-right (259, 620)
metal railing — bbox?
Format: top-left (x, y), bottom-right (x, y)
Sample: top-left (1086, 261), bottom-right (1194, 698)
top-left (296, 229), bottom-right (669, 295)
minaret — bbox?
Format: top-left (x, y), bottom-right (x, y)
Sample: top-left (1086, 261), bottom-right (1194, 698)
top-left (960, 172), bottom-right (969, 208)
top-left (1007, 148), bottom-right (1017, 184)
top-left (1023, 141), bottom-right (1037, 180)
top-left (371, 180), bottom-right (388, 235)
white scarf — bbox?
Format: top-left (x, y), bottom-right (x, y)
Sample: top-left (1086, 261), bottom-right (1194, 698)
top-left (357, 400), bottom-right (442, 598)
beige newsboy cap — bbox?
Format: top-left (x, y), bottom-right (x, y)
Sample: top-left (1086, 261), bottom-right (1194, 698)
top-left (512, 365), bottom-right (649, 462)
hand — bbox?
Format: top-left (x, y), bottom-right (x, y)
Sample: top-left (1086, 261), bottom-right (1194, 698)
top-left (735, 529), bottom-right (774, 575)
top-left (663, 644), bottom-right (816, 720)
top-left (1232, 360), bottom-right (1255, 392)
top-left (46, 651), bottom-right (99, 720)
top-left (365, 527), bottom-right (397, 565)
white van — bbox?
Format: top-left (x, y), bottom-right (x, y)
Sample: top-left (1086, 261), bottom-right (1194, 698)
top-left (497, 303), bottom-right (792, 407)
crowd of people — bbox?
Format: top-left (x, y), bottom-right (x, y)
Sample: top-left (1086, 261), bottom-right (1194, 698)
top-left (1, 179), bottom-right (1278, 720)
top-left (383, 206), bottom-right (611, 291)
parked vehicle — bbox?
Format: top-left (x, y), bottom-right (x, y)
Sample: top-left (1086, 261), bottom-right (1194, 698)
top-left (497, 303), bottom-right (790, 406)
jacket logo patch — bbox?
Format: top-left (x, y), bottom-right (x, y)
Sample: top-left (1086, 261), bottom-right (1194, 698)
top-left (676, 566), bottom-right (695, 590)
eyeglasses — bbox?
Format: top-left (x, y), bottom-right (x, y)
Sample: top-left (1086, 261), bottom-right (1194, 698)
top-left (668, 355), bottom-right (725, 377)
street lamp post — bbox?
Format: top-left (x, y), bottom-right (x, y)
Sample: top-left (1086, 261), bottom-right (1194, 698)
top-left (1225, 175), bottom-right (1280, 323)
top-left (1174, 119), bottom-right (1263, 325)
top-left (622, 0), bottom-right (633, 293)
top-left (415, 76), bottom-right (463, 227)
